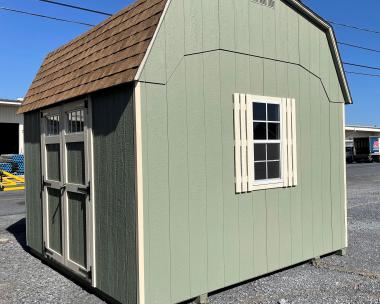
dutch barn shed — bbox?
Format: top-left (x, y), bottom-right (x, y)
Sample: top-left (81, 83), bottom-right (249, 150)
top-left (20, 0), bottom-right (351, 303)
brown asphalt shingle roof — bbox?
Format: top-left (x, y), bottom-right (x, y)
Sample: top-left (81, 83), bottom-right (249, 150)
top-left (19, 0), bottom-right (168, 113)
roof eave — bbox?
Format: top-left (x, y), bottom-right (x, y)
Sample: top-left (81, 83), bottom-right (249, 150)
top-left (284, 0), bottom-right (352, 104)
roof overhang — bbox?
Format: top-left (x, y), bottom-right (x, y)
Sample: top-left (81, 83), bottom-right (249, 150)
top-left (0, 100), bottom-right (22, 107)
top-left (283, 0), bottom-right (352, 104)
top-left (346, 126), bottom-right (380, 133)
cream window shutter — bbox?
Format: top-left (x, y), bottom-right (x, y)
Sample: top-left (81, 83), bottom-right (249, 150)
top-left (234, 94), bottom-right (297, 193)
top-left (234, 93), bottom-right (250, 193)
top-left (234, 93), bottom-right (242, 193)
top-left (281, 98), bottom-right (298, 187)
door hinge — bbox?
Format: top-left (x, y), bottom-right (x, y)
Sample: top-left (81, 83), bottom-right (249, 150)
top-left (43, 241), bottom-right (54, 256)
top-left (42, 176), bottom-right (52, 188)
top-left (79, 266), bottom-right (92, 280)
top-left (77, 181), bottom-right (90, 200)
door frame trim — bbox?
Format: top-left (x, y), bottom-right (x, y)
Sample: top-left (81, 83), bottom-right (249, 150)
top-left (40, 98), bottom-right (96, 285)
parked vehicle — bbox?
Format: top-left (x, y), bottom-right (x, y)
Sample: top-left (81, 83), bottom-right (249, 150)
top-left (346, 146), bottom-right (354, 163)
top-left (353, 138), bottom-right (373, 163)
top-left (349, 137), bottom-right (380, 163)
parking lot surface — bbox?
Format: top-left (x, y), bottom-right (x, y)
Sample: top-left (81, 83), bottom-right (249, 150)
top-left (0, 163), bottom-right (379, 304)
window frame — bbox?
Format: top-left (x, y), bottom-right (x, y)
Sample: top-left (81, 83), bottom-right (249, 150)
top-left (247, 95), bottom-right (285, 190)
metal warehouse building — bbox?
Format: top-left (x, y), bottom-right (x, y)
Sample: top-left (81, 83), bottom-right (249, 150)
top-left (0, 99), bottom-right (24, 155)
top-left (20, 0), bottom-right (351, 303)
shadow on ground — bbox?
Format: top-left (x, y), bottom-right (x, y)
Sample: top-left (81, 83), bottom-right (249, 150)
top-left (6, 217), bottom-right (27, 249)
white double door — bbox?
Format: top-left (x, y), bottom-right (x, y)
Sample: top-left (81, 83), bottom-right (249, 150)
top-left (41, 100), bottom-right (93, 280)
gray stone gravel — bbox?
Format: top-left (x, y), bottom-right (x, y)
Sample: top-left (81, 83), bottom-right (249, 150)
top-left (0, 193), bottom-right (104, 304)
top-left (0, 163), bottom-right (379, 304)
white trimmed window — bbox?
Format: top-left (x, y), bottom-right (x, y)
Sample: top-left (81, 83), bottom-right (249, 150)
top-left (234, 94), bottom-right (297, 193)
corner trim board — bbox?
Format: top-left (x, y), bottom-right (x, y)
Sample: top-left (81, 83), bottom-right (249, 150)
top-left (134, 81), bottom-right (145, 304)
top-left (342, 103), bottom-right (348, 247)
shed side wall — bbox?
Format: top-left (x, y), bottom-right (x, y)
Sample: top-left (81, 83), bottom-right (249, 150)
top-left (92, 84), bottom-right (137, 304)
top-left (24, 111), bottom-right (43, 254)
top-left (138, 1), bottom-right (346, 304)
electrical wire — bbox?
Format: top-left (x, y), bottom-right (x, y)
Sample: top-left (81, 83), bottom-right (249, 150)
top-left (338, 42), bottom-right (380, 54)
top-left (328, 20), bottom-right (380, 36)
top-left (0, 6), bottom-right (94, 26)
top-left (343, 62), bottom-right (380, 72)
top-left (39, 0), bottom-right (112, 16)
top-left (345, 71), bottom-right (380, 78)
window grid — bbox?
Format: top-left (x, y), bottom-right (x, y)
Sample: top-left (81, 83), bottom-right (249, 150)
top-left (46, 115), bottom-right (60, 136)
top-left (252, 101), bottom-right (281, 182)
top-left (67, 109), bottom-right (84, 134)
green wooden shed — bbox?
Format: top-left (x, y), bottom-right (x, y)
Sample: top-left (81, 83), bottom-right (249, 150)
top-left (20, 0), bottom-right (352, 303)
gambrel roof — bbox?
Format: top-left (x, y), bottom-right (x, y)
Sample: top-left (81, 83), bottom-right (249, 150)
top-left (19, 0), bottom-right (351, 113)
top-left (19, 0), bottom-right (168, 113)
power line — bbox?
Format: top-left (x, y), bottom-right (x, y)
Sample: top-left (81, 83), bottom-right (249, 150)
top-left (345, 71), bottom-right (380, 78)
top-left (0, 7), bottom-right (94, 26)
top-left (39, 0), bottom-right (112, 16)
top-left (338, 42), bottom-right (380, 54)
top-left (343, 62), bottom-right (380, 72)
top-left (328, 20), bottom-right (380, 36)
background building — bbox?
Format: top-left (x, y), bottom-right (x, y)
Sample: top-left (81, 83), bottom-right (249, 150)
top-left (345, 125), bottom-right (380, 147)
top-left (0, 99), bottom-right (24, 155)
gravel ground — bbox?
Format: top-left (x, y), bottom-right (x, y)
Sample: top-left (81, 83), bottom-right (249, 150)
top-left (0, 163), bottom-right (379, 304)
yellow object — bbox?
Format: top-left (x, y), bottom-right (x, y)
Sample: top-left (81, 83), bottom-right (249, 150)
top-left (0, 170), bottom-right (25, 191)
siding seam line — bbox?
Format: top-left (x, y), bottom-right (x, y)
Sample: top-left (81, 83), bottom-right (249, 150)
top-left (182, 48), bottom-right (343, 104)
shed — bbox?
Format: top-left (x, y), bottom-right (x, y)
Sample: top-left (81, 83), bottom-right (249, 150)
top-left (20, 0), bottom-right (351, 303)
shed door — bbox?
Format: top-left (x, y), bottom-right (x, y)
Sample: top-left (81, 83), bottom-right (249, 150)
top-left (41, 100), bottom-right (93, 281)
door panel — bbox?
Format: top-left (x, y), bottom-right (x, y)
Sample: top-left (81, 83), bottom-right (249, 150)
top-left (41, 101), bottom-right (93, 282)
top-left (46, 144), bottom-right (61, 181)
top-left (67, 192), bottom-right (87, 267)
top-left (47, 188), bottom-right (63, 255)
top-left (66, 142), bottom-right (85, 185)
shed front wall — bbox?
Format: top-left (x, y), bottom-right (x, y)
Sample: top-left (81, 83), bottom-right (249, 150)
top-left (138, 1), bottom-right (346, 303)
top-left (24, 84), bottom-right (138, 304)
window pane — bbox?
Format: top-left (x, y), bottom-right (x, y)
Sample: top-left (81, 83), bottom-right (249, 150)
top-left (254, 144), bottom-right (266, 161)
top-left (268, 161), bottom-right (280, 179)
top-left (268, 123), bottom-right (280, 140)
top-left (67, 109), bottom-right (84, 133)
top-left (267, 143), bottom-right (280, 160)
top-left (268, 104), bottom-right (280, 121)
top-left (254, 122), bottom-right (267, 140)
top-left (46, 115), bottom-right (60, 136)
top-left (254, 162), bottom-right (267, 180)
top-left (253, 102), bottom-right (266, 121)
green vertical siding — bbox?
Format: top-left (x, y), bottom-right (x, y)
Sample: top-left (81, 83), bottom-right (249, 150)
top-left (138, 1), bottom-right (347, 303)
top-left (25, 111), bottom-right (43, 254)
top-left (141, 82), bottom-right (171, 304)
top-left (92, 84), bottom-right (137, 304)
top-left (203, 52), bottom-right (224, 291)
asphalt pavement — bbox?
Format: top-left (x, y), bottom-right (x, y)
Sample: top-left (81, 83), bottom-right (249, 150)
top-left (0, 163), bottom-right (379, 304)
